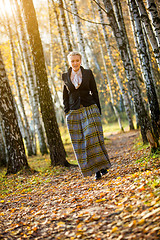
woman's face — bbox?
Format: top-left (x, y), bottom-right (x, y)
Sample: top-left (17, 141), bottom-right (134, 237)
top-left (69, 55), bottom-right (81, 72)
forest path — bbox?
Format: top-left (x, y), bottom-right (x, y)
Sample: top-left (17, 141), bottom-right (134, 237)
top-left (0, 130), bottom-right (160, 239)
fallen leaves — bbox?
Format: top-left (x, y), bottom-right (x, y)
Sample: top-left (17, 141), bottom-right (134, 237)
top-left (95, 198), bottom-right (107, 203)
top-left (0, 131), bottom-right (160, 239)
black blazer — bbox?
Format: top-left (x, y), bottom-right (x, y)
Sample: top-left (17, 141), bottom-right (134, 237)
top-left (62, 66), bottom-right (101, 114)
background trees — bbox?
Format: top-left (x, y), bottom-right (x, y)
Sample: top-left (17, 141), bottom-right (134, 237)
top-left (0, 0), bottom-right (160, 173)
top-left (0, 49), bottom-right (29, 174)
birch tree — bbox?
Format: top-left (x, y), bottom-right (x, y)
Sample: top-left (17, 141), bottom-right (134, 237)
top-left (62, 0), bottom-right (77, 49)
top-left (135, 0), bottom-right (160, 69)
top-left (0, 49), bottom-right (29, 174)
top-left (111, 0), bottom-right (137, 71)
top-left (70, 0), bottom-right (89, 68)
top-left (98, 0), bottom-right (157, 147)
top-left (13, 0), bottom-right (48, 155)
top-left (20, 0), bottom-right (70, 166)
top-left (57, 0), bottom-right (73, 52)
top-left (50, 0), bottom-right (68, 71)
top-left (146, 0), bottom-right (160, 48)
top-left (0, 114), bottom-right (9, 165)
top-left (128, 0), bottom-right (160, 139)
top-left (111, 0), bottom-right (144, 130)
top-left (4, 8), bottom-right (34, 156)
top-left (95, 0), bottom-right (134, 130)
top-left (0, 119), bottom-right (6, 167)
top-left (47, 3), bottom-right (65, 123)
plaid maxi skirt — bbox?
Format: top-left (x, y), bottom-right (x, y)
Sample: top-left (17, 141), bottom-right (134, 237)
top-left (66, 104), bottom-right (111, 177)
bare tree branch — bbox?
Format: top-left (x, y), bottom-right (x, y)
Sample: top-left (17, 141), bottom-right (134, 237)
top-left (61, 3), bottom-right (110, 26)
top-left (92, 0), bottom-right (109, 16)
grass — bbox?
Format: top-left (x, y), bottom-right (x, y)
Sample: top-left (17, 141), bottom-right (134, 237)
top-left (0, 155), bottom-right (69, 198)
top-left (102, 119), bottom-right (134, 137)
top-left (28, 155), bottom-right (51, 172)
top-left (133, 134), bottom-right (150, 151)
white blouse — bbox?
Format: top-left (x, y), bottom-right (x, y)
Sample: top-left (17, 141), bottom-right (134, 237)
top-left (71, 68), bottom-right (82, 89)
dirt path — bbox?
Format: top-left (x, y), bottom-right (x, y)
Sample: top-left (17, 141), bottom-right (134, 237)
top-left (0, 131), bottom-right (160, 239)
top-left (106, 130), bottom-right (140, 177)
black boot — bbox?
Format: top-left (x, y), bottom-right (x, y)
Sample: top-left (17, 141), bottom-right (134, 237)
top-left (95, 171), bottom-right (102, 180)
top-left (101, 168), bottom-right (108, 175)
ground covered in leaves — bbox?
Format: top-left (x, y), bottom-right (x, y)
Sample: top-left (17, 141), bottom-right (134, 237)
top-left (0, 130), bottom-right (160, 239)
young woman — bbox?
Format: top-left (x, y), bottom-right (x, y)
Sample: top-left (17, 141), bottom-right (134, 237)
top-left (62, 51), bottom-right (111, 180)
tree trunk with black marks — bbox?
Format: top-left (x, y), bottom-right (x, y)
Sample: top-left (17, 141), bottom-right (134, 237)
top-left (95, 0), bottom-right (134, 130)
top-left (5, 10), bottom-right (34, 156)
top-left (128, 0), bottom-right (160, 140)
top-left (0, 50), bottom-right (29, 174)
top-left (13, 0), bottom-right (48, 155)
top-left (20, 0), bottom-right (70, 166)
top-left (0, 119), bottom-right (7, 167)
top-left (50, 0), bottom-right (68, 71)
top-left (62, 0), bottom-right (77, 50)
top-left (102, 0), bottom-right (154, 144)
top-left (57, 0), bottom-right (73, 52)
top-left (135, 0), bottom-right (160, 69)
top-left (70, 0), bottom-right (89, 68)
top-left (146, 0), bottom-right (160, 48)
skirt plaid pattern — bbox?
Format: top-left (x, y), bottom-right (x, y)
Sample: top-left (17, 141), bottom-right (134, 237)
top-left (66, 104), bottom-right (111, 177)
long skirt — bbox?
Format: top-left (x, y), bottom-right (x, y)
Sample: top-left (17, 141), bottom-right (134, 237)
top-left (66, 104), bottom-right (111, 177)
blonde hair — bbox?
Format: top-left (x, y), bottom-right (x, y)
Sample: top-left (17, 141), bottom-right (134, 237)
top-left (67, 51), bottom-right (82, 61)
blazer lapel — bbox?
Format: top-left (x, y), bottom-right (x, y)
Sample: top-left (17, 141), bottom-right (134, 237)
top-left (65, 68), bottom-right (75, 91)
top-left (79, 66), bottom-right (88, 89)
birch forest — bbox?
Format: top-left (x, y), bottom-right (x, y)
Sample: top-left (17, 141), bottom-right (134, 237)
top-left (0, 0), bottom-right (160, 173)
top-left (0, 0), bottom-right (160, 239)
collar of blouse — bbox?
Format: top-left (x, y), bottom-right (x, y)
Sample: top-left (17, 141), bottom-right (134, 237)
top-left (70, 68), bottom-right (82, 89)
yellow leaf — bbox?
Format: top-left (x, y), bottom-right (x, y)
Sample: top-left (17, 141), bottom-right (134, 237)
top-left (125, 205), bottom-right (133, 212)
top-left (100, 193), bottom-right (106, 198)
top-left (138, 219), bottom-right (145, 225)
top-left (95, 198), bottom-right (106, 203)
top-left (133, 220), bottom-right (137, 226)
top-left (117, 177), bottom-right (121, 180)
top-left (91, 214), bottom-right (100, 221)
top-left (33, 227), bottom-right (37, 231)
top-left (111, 226), bottom-right (118, 233)
top-left (77, 223), bottom-right (83, 229)
top-left (57, 221), bottom-right (65, 227)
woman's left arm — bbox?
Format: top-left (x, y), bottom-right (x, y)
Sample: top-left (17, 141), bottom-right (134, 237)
top-left (89, 70), bottom-right (101, 115)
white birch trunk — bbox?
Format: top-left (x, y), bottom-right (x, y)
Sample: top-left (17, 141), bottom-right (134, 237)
top-left (58, 0), bottom-right (73, 52)
top-left (96, 0), bottom-right (134, 130)
top-left (5, 11), bottom-right (34, 156)
top-left (14, 0), bottom-right (48, 155)
top-left (128, 0), bottom-right (160, 139)
top-left (0, 49), bottom-right (29, 174)
top-left (0, 115), bottom-right (8, 166)
top-left (84, 36), bottom-right (105, 81)
top-left (62, 0), bottom-right (77, 50)
top-left (146, 0), bottom-right (160, 48)
top-left (70, 0), bottom-right (89, 68)
top-left (102, 0), bottom-right (153, 144)
top-left (135, 0), bottom-right (160, 69)
top-left (51, 1), bottom-right (68, 71)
